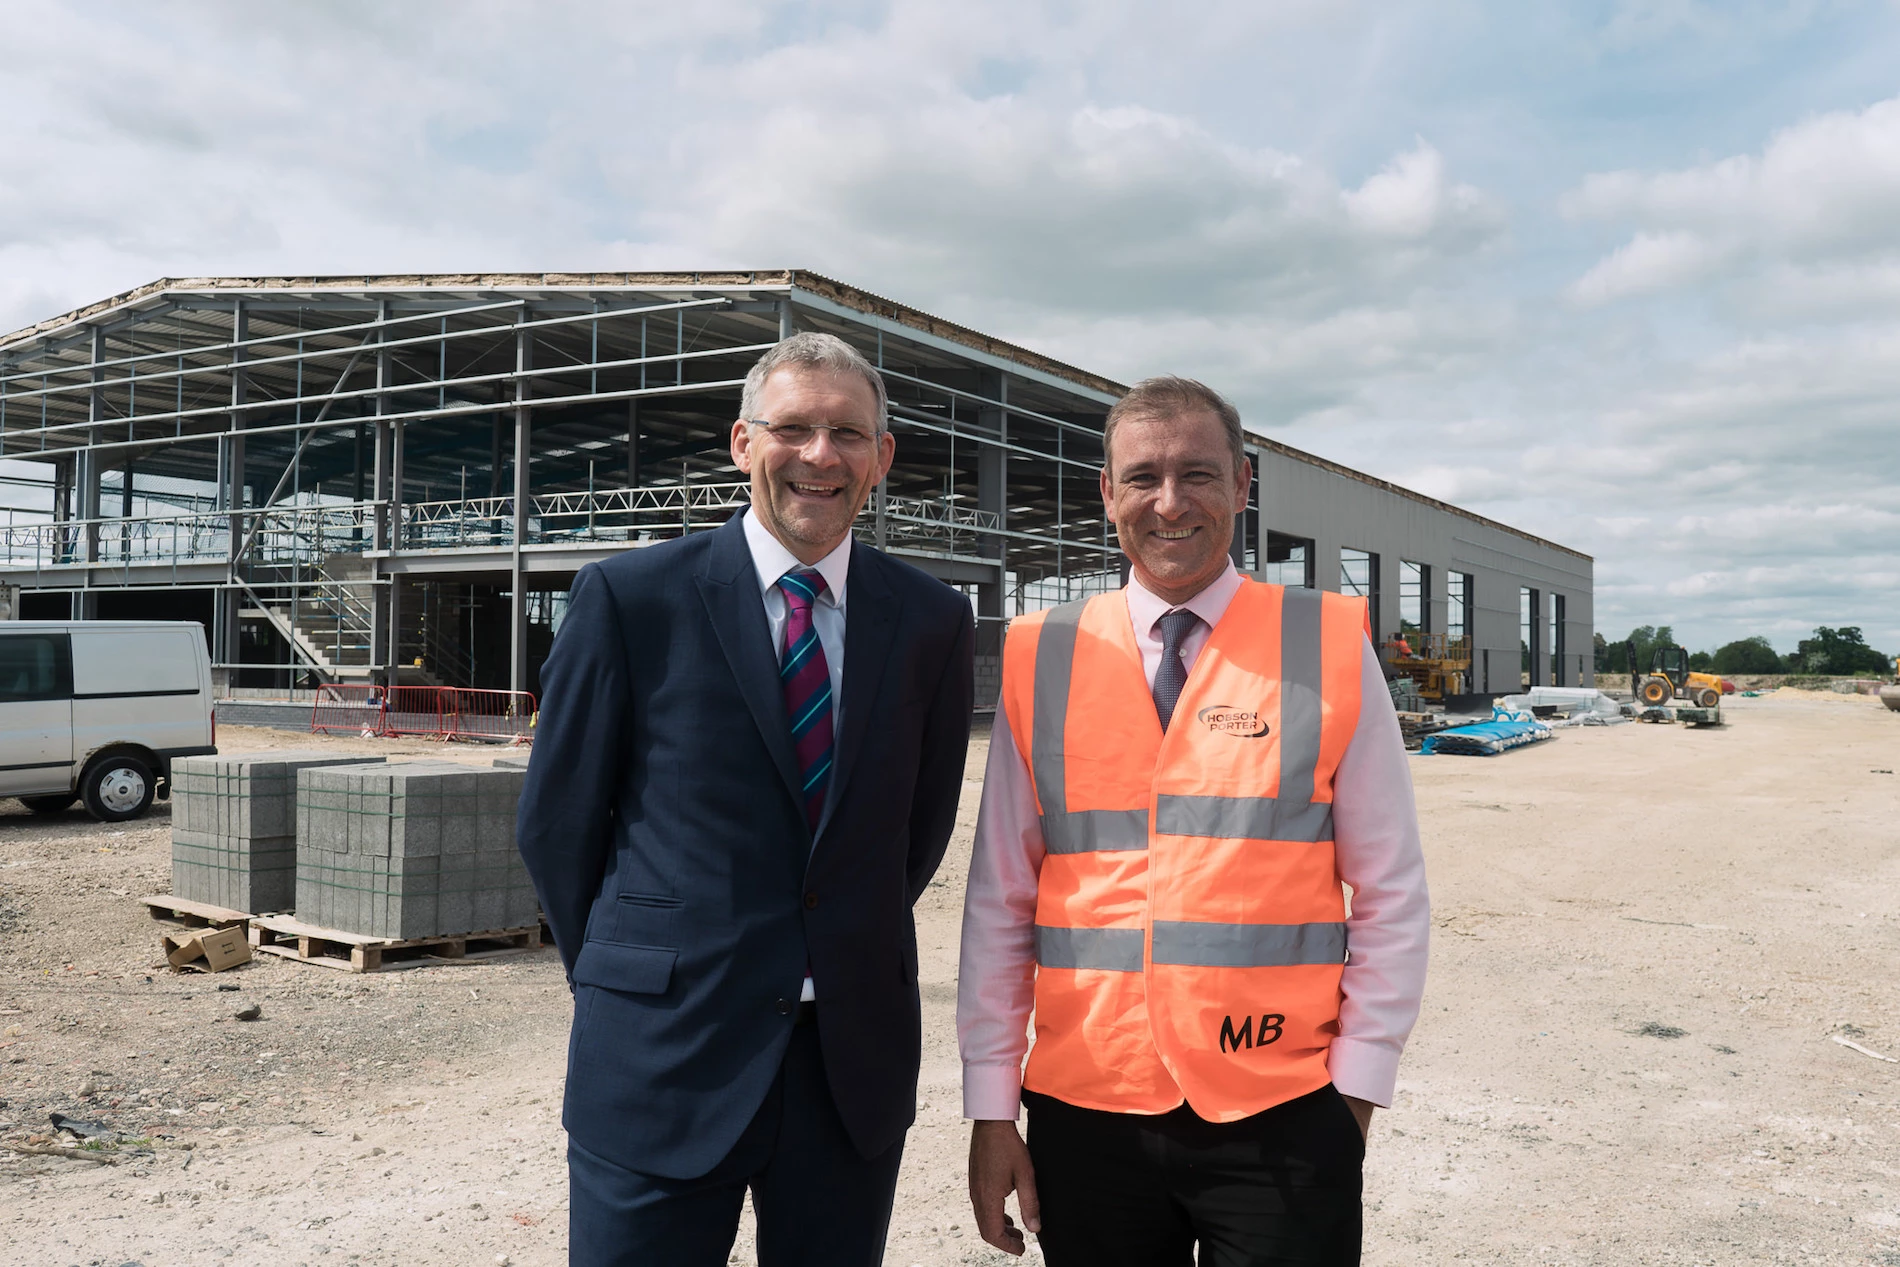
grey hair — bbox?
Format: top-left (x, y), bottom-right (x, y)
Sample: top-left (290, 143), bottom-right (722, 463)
top-left (740, 332), bottom-right (888, 432)
top-left (1103, 375), bottom-right (1245, 476)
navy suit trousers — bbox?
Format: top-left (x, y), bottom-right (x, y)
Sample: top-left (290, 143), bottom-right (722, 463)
top-left (568, 1016), bottom-right (904, 1267)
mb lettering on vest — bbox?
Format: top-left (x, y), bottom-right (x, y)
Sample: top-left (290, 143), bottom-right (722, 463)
top-left (1219, 1013), bottom-right (1286, 1052)
top-left (1196, 704), bottom-right (1269, 737)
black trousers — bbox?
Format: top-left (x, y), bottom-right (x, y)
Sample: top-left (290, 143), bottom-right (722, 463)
top-left (1024, 1085), bottom-right (1364, 1267)
top-left (568, 1014), bottom-right (904, 1267)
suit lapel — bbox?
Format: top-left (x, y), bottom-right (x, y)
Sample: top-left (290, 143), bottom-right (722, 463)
top-left (694, 514), bottom-right (805, 814)
top-left (816, 540), bottom-right (901, 840)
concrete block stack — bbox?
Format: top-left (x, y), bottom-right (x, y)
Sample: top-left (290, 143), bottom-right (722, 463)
top-left (295, 762), bottom-right (537, 939)
top-left (170, 753), bottom-right (385, 914)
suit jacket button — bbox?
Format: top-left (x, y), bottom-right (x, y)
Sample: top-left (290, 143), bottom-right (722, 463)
top-left (776, 998), bottom-right (792, 1016)
top-left (804, 892), bottom-right (819, 910)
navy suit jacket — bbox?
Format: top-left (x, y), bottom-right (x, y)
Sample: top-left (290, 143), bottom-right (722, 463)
top-left (516, 512), bottom-right (975, 1179)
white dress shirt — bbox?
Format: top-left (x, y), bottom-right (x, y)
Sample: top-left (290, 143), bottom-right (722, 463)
top-left (957, 560), bottom-right (1432, 1119)
top-left (743, 508), bottom-right (851, 1003)
top-left (742, 508), bottom-right (848, 725)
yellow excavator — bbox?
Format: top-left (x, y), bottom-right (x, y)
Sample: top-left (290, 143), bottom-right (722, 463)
top-left (1627, 641), bottom-right (1724, 709)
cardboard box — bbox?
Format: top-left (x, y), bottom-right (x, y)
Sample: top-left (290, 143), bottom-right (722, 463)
top-left (162, 925), bottom-right (252, 973)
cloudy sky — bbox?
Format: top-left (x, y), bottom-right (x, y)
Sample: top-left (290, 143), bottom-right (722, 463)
top-left (3, 0), bottom-right (1898, 654)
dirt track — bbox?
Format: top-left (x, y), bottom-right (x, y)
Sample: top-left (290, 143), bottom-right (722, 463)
top-left (1, 691), bottom-right (1896, 1265)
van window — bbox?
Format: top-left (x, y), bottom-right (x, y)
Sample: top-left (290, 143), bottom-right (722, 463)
top-left (0, 634), bottom-right (74, 703)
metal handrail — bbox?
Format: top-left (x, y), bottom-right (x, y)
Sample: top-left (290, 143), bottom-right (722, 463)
top-left (0, 486), bottom-right (1017, 572)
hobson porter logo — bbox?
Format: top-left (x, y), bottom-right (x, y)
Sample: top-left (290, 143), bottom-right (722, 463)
top-left (1198, 705), bottom-right (1269, 738)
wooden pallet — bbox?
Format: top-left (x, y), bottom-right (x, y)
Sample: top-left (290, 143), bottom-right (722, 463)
top-left (141, 894), bottom-right (255, 930)
top-left (246, 913), bottom-right (544, 973)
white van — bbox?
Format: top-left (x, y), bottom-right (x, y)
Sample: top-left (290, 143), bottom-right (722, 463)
top-left (0, 621), bottom-right (217, 822)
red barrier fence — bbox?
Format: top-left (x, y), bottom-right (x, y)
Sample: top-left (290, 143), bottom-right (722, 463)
top-left (310, 684), bottom-right (387, 736)
top-left (310, 684), bottom-right (535, 744)
top-left (439, 688), bottom-right (535, 743)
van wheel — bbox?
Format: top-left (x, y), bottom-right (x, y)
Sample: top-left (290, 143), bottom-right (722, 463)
top-left (19, 794), bottom-right (77, 815)
top-left (81, 756), bottom-right (154, 823)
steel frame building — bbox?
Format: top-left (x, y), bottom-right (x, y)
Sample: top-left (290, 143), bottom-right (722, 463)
top-left (0, 271), bottom-right (1590, 704)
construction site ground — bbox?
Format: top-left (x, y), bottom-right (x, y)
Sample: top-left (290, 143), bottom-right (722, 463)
top-left (1, 690), bottom-right (1896, 1266)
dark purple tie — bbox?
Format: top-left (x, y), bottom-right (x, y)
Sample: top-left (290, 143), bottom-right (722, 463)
top-left (777, 570), bottom-right (834, 832)
top-left (1153, 608), bottom-right (1200, 732)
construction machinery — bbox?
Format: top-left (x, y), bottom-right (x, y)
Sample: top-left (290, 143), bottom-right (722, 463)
top-left (1627, 641), bottom-right (1724, 709)
top-left (1385, 632), bottom-right (1472, 703)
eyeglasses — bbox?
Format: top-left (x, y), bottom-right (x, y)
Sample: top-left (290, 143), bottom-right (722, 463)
top-left (746, 419), bottom-right (880, 452)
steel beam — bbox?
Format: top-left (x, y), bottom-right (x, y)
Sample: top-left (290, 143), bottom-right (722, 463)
top-left (509, 316), bottom-right (531, 696)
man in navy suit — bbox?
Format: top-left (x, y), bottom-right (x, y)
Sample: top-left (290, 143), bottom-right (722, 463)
top-left (517, 331), bottom-right (975, 1266)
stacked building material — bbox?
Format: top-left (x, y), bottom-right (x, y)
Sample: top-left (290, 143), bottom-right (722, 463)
top-left (170, 753), bottom-right (386, 913)
top-left (1419, 718), bottom-right (1555, 756)
top-left (295, 762), bottom-right (536, 939)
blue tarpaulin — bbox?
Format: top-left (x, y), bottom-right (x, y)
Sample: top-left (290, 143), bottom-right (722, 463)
top-left (1419, 718), bottom-right (1555, 756)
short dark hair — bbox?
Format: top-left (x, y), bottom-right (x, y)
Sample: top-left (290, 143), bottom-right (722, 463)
top-left (1102, 376), bottom-right (1245, 476)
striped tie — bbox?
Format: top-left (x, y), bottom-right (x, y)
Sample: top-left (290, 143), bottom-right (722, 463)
top-left (777, 569), bottom-right (834, 832)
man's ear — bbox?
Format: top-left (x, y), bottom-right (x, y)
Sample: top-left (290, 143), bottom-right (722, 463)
top-left (730, 420), bottom-right (754, 475)
top-left (874, 428), bottom-right (896, 484)
top-left (1231, 456), bottom-right (1253, 514)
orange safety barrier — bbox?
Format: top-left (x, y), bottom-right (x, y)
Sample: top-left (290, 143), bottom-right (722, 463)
top-left (309, 684), bottom-right (536, 744)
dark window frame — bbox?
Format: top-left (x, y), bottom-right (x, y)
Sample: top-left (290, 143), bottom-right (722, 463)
top-left (0, 632), bottom-right (74, 704)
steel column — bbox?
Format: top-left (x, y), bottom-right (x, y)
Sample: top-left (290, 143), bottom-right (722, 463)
top-left (509, 316), bottom-right (531, 696)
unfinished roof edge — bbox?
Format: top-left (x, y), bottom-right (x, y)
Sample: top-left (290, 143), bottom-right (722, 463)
top-left (1248, 429), bottom-right (1593, 564)
top-left (0, 269), bottom-right (1128, 399)
top-left (0, 269), bottom-right (1588, 564)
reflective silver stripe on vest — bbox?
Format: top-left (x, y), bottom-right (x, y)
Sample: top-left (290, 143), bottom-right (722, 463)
top-left (1035, 925), bottom-right (1145, 972)
top-left (1043, 807), bottom-right (1150, 855)
top-left (1154, 794), bottom-right (1333, 843)
top-left (1149, 919), bottom-right (1347, 967)
top-left (1028, 586), bottom-right (1333, 853)
top-left (1029, 599), bottom-right (1086, 823)
top-left (1277, 586), bottom-right (1325, 812)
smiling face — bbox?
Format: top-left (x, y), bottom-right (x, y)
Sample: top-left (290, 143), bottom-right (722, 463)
top-left (730, 365), bottom-right (896, 565)
top-left (1101, 408), bottom-right (1252, 605)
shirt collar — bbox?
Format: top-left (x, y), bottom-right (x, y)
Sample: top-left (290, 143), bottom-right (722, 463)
top-left (1124, 559), bottom-right (1242, 640)
top-left (742, 507), bottom-right (851, 608)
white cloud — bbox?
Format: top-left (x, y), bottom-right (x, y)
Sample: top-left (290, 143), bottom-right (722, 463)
top-left (1565, 91), bottom-right (1900, 307)
top-left (1567, 231), bottom-right (1734, 305)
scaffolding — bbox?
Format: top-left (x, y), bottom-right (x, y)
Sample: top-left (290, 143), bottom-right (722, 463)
top-left (0, 271), bottom-right (1262, 701)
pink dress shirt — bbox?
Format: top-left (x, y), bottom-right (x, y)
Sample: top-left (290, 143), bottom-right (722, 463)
top-left (957, 561), bottom-right (1431, 1120)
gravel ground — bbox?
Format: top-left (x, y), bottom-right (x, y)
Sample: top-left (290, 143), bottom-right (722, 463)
top-left (0, 695), bottom-right (1895, 1266)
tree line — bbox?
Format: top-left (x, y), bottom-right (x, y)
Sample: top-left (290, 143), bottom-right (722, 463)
top-left (1591, 625), bottom-right (1893, 677)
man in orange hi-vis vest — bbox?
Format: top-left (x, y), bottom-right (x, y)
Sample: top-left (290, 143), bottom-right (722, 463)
top-left (958, 377), bottom-right (1430, 1265)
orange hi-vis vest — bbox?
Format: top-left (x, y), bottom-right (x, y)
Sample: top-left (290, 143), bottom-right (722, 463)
top-left (1000, 580), bottom-right (1367, 1122)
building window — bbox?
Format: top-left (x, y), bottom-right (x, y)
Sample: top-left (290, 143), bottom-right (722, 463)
top-left (1447, 572), bottom-right (1474, 642)
top-left (1399, 561), bottom-right (1430, 636)
top-left (1341, 549), bottom-right (1379, 633)
top-left (1551, 593), bottom-right (1566, 686)
top-left (1240, 462), bottom-right (1261, 573)
top-left (1520, 587), bottom-right (1540, 688)
top-left (1265, 532), bottom-right (1314, 588)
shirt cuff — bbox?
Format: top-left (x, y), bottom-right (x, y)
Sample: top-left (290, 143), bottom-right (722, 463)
top-left (963, 1062), bottom-right (1025, 1121)
top-left (1327, 1036), bottom-right (1403, 1108)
